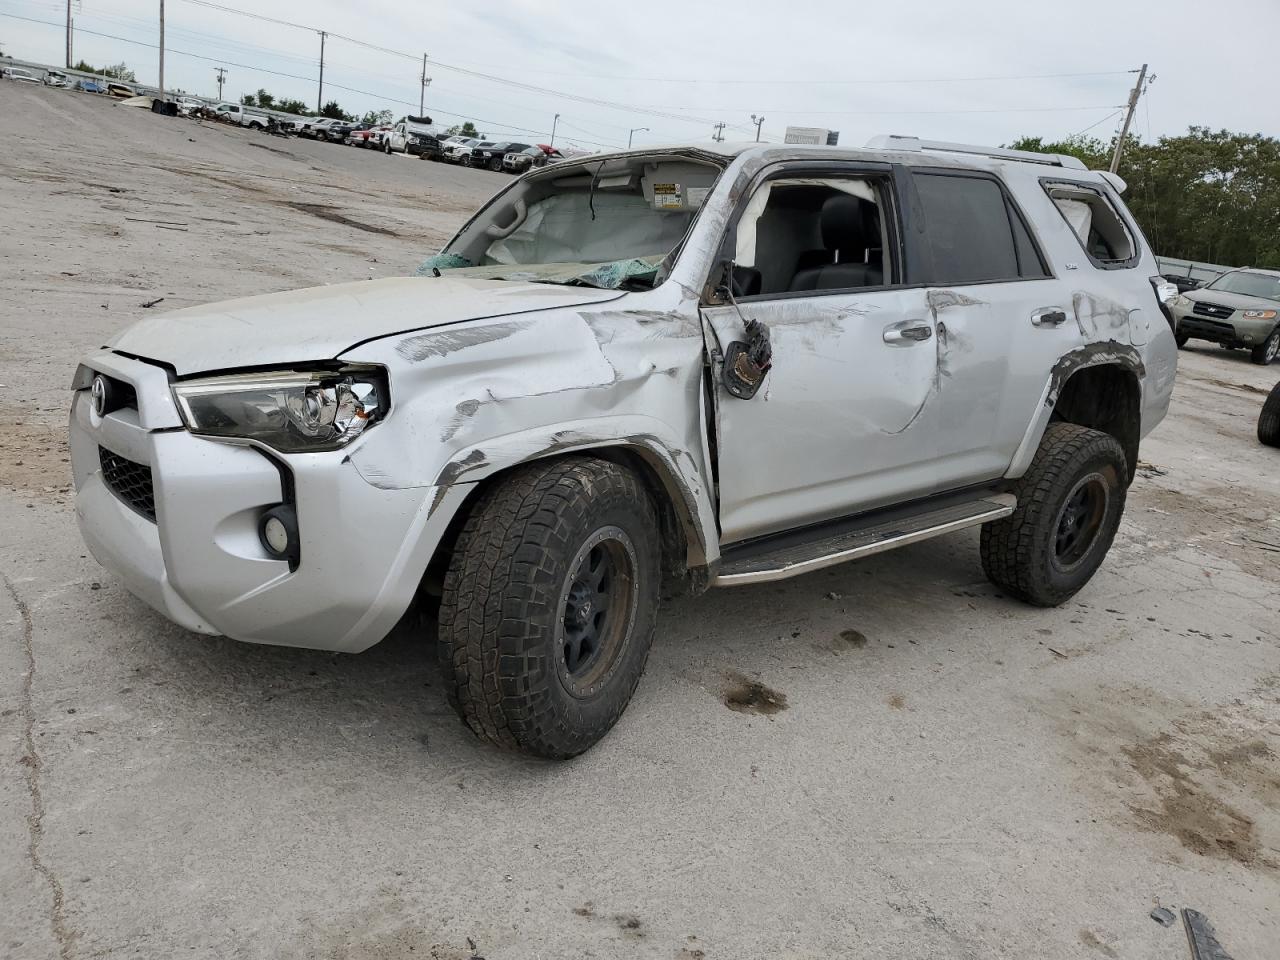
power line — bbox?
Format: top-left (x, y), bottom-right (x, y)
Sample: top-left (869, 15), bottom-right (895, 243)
top-left (1071, 110), bottom-right (1122, 137)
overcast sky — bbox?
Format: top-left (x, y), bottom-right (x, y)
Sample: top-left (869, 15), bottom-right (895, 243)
top-left (3, 0), bottom-right (1277, 151)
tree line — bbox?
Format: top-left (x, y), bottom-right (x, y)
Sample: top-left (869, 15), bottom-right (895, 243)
top-left (1010, 127), bottom-right (1280, 270)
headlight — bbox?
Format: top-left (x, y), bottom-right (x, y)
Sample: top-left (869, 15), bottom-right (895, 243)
top-left (1173, 294), bottom-right (1191, 308)
top-left (171, 367), bottom-right (386, 453)
top-left (1243, 309), bottom-right (1277, 320)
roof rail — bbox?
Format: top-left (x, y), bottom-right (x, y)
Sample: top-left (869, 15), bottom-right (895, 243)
top-left (865, 135), bottom-right (1088, 171)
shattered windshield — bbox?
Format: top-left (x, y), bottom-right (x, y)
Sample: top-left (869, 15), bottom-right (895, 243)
top-left (418, 154), bottom-right (723, 289)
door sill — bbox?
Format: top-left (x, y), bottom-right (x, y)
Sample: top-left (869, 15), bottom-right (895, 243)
top-left (713, 492), bottom-right (1016, 587)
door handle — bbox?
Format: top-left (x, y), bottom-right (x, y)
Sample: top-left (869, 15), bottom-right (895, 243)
top-left (883, 322), bottom-right (933, 344)
top-left (1031, 308), bottom-right (1069, 327)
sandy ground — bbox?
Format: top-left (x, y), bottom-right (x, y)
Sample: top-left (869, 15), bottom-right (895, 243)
top-left (1, 83), bottom-right (1278, 960)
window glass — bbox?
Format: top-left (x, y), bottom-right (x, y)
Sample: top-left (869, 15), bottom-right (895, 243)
top-left (733, 177), bottom-right (893, 296)
top-left (1044, 182), bottom-right (1136, 266)
top-left (1009, 201), bottom-right (1050, 279)
top-left (915, 174), bottom-right (1019, 283)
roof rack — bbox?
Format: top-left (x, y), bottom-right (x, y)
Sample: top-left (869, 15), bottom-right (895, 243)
top-left (865, 135), bottom-right (1088, 171)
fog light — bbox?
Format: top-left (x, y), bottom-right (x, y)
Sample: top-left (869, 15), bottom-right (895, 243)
top-left (1243, 334), bottom-right (1254, 342)
top-left (257, 504), bottom-right (299, 566)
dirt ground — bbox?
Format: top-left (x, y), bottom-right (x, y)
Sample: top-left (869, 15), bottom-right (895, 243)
top-left (2, 83), bottom-right (1278, 960)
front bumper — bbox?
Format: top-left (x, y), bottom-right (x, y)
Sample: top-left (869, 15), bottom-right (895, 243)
top-left (1170, 302), bottom-right (1276, 345)
top-left (70, 351), bottom-right (469, 653)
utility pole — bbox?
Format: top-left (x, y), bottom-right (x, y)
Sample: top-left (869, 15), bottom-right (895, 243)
top-left (158, 0), bottom-right (165, 99)
top-left (550, 112), bottom-right (560, 146)
top-left (712, 121), bottom-right (726, 143)
top-left (419, 53), bottom-right (429, 116)
top-left (751, 113), bottom-right (765, 142)
top-left (215, 66), bottom-right (226, 101)
top-left (1110, 63), bottom-right (1148, 174)
top-left (317, 30), bottom-right (327, 113)
top-left (65, 0), bottom-right (72, 68)
top-left (628, 126), bottom-right (648, 149)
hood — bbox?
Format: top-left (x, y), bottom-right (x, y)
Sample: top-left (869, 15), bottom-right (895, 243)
top-left (108, 277), bottom-right (626, 376)
top-left (1186, 288), bottom-right (1279, 312)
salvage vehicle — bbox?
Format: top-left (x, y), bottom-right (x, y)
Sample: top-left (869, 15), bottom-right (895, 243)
top-left (348, 124), bottom-right (390, 147)
top-left (466, 140), bottom-right (531, 171)
top-left (504, 145), bottom-right (563, 173)
top-left (1167, 268), bottom-right (1280, 364)
top-left (213, 102), bottom-right (269, 130)
top-left (73, 78), bottom-right (107, 94)
top-left (43, 69), bottom-right (69, 87)
top-left (380, 119), bottom-right (440, 157)
top-left (4, 68), bottom-right (40, 84)
top-left (297, 117), bottom-right (341, 138)
top-left (106, 82), bottom-right (136, 98)
top-left (69, 137), bottom-right (1177, 759)
top-left (442, 137), bottom-right (481, 162)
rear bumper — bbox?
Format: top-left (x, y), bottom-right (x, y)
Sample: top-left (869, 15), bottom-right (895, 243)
top-left (70, 352), bottom-right (470, 653)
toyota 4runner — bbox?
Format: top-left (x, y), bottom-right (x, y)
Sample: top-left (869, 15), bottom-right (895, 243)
top-left (70, 136), bottom-right (1178, 758)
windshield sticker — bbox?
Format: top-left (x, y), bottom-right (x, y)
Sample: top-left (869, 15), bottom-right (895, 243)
top-left (652, 183), bottom-right (683, 209)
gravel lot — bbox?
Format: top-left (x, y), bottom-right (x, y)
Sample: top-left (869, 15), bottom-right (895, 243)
top-left (2, 83), bottom-right (1278, 960)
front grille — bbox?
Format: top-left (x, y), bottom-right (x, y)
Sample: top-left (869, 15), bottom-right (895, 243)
top-left (1193, 300), bottom-right (1234, 320)
top-left (99, 447), bottom-right (156, 522)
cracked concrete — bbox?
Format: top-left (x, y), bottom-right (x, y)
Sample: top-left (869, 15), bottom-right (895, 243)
top-left (2, 83), bottom-right (1279, 960)
top-left (3, 574), bottom-right (74, 960)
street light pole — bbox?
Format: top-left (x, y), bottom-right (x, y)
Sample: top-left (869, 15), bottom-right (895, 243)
top-left (751, 114), bottom-right (765, 142)
top-left (550, 112), bottom-right (560, 146)
top-left (628, 126), bottom-right (648, 149)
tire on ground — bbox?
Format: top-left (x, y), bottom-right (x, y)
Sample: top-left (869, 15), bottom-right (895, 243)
top-left (981, 422), bottom-right (1128, 607)
top-left (1259, 381), bottom-right (1280, 447)
top-left (1250, 327), bottom-right (1280, 365)
top-left (437, 456), bottom-right (661, 759)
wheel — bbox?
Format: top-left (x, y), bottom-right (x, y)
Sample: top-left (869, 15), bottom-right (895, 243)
top-left (1175, 332), bottom-right (1189, 348)
top-left (1250, 328), bottom-right (1280, 365)
top-left (437, 457), bottom-right (660, 759)
top-left (1259, 382), bottom-right (1280, 447)
top-left (384, 141), bottom-right (392, 154)
top-left (488, 157), bottom-right (503, 172)
top-left (980, 422), bottom-right (1128, 607)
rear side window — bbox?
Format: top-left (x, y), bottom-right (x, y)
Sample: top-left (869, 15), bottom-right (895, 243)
top-left (1043, 181), bottom-right (1137, 268)
top-left (914, 173), bottom-right (1047, 284)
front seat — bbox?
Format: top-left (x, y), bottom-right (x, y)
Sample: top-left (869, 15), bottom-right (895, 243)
top-left (789, 194), bottom-right (883, 291)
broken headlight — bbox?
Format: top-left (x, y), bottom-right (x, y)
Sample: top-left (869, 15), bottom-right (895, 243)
top-left (171, 367), bottom-right (386, 453)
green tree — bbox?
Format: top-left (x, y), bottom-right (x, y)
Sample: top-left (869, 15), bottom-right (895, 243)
top-left (361, 108), bottom-right (393, 125)
top-left (1009, 127), bottom-right (1280, 270)
top-left (103, 62), bottom-right (136, 82)
top-left (445, 121), bottom-right (480, 138)
top-left (255, 88), bottom-right (275, 109)
top-left (319, 100), bottom-right (353, 121)
top-left (240, 92), bottom-right (257, 106)
top-left (276, 98), bottom-right (310, 116)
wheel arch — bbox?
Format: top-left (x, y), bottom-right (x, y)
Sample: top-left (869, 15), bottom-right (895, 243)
top-left (1007, 342), bottom-right (1146, 484)
top-left (419, 440), bottom-right (714, 609)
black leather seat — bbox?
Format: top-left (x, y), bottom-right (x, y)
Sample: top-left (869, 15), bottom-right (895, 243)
top-left (788, 194), bottom-right (883, 291)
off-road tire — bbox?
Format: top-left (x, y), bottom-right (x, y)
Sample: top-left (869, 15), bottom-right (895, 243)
top-left (1250, 328), bottom-right (1280, 365)
top-left (1175, 332), bottom-right (1190, 348)
top-left (1259, 382), bottom-right (1280, 447)
top-left (980, 423), bottom-right (1128, 607)
top-left (438, 457), bottom-right (661, 759)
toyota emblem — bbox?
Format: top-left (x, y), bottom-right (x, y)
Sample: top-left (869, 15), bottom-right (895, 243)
top-left (91, 375), bottom-right (108, 417)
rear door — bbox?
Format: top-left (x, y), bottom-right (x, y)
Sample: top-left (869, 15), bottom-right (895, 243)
top-left (701, 163), bottom-right (943, 543)
top-left (905, 168), bottom-right (1080, 489)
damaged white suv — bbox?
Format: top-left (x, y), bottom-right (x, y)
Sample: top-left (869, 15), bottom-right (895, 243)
top-left (71, 136), bottom-right (1177, 758)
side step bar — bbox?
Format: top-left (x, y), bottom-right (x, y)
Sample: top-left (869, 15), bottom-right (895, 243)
top-left (713, 494), bottom-right (1016, 587)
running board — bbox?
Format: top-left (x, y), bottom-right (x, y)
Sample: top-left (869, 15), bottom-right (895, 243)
top-left (713, 494), bottom-right (1016, 587)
